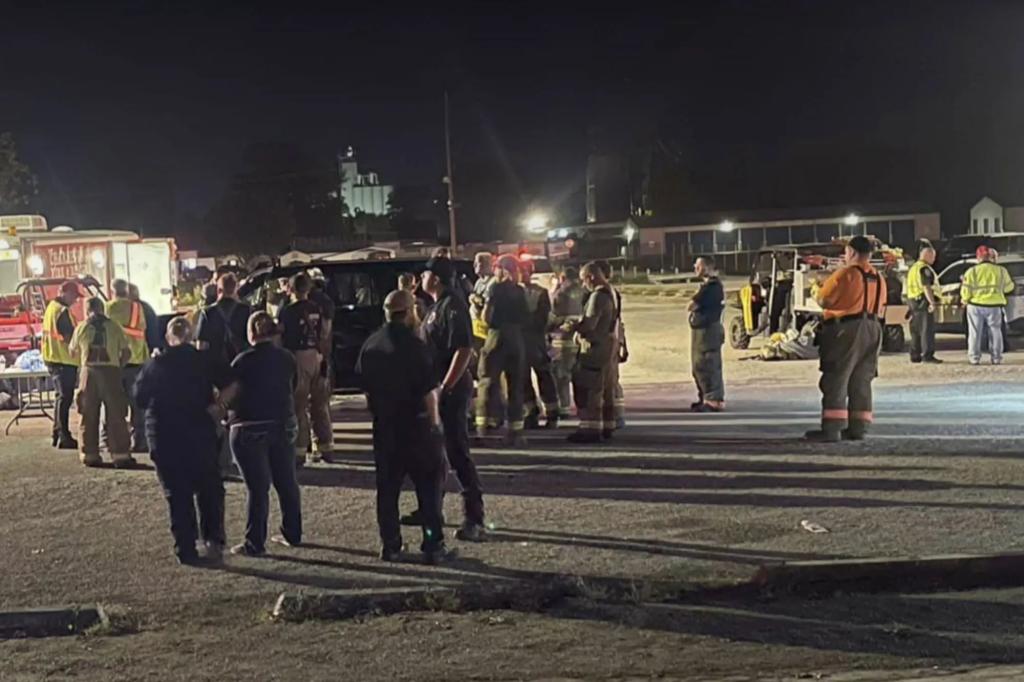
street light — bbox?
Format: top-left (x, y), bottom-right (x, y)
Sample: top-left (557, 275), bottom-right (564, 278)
top-left (844, 213), bottom-right (860, 226)
top-left (719, 220), bottom-right (736, 233)
top-left (524, 212), bottom-right (550, 234)
top-left (624, 225), bottom-right (636, 242)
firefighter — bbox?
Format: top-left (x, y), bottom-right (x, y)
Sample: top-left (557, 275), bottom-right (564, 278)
top-left (961, 245), bottom-right (1015, 365)
top-left (475, 254), bottom-right (529, 446)
top-left (519, 258), bottom-right (559, 429)
top-left (596, 260), bottom-right (628, 429)
top-left (356, 289), bottom-right (454, 564)
top-left (278, 272), bottom-right (333, 465)
top-left (69, 297), bottom-right (135, 468)
top-left (106, 279), bottom-right (149, 452)
top-left (689, 256), bottom-right (726, 412)
top-left (550, 267), bottom-right (586, 418)
top-left (567, 262), bottom-right (618, 444)
top-left (134, 316), bottom-right (226, 565)
top-left (806, 235), bottom-right (887, 443)
top-left (129, 284), bottom-right (162, 355)
top-left (905, 241), bottom-right (942, 364)
top-left (42, 281), bottom-right (81, 449)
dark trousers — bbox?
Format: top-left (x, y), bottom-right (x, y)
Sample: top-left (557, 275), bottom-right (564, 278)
top-left (373, 415), bottom-right (446, 554)
top-left (48, 363), bottom-right (78, 442)
top-left (523, 335), bottom-right (558, 418)
top-left (152, 445), bottom-right (226, 560)
top-left (440, 374), bottom-right (484, 525)
top-left (691, 323), bottom-right (725, 404)
top-left (818, 318), bottom-right (881, 436)
top-left (909, 300), bottom-right (936, 361)
top-left (475, 327), bottom-right (526, 431)
top-left (230, 421), bottom-right (302, 552)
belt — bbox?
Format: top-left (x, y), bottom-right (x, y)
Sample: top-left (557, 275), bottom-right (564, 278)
top-left (822, 312), bottom-right (878, 327)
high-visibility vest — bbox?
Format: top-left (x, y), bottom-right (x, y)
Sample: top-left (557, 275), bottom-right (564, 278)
top-left (72, 317), bottom-right (128, 367)
top-left (961, 262), bottom-right (1015, 307)
top-left (41, 300), bottom-right (78, 366)
top-left (105, 299), bottom-right (148, 364)
top-left (905, 260), bottom-right (938, 300)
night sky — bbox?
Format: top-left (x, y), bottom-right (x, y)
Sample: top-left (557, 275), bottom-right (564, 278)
top-left (4, 1), bottom-right (1024, 245)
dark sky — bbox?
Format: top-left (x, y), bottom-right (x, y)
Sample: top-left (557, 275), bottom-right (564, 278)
top-left (3, 1), bottom-right (1024, 243)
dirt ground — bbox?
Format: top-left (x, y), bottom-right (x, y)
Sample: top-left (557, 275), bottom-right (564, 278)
top-left (3, 296), bottom-right (1024, 681)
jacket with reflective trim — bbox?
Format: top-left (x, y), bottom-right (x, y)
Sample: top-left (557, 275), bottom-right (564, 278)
top-left (42, 300), bottom-right (78, 366)
top-left (960, 262), bottom-right (1015, 307)
top-left (905, 260), bottom-right (938, 300)
top-left (105, 299), bottom-right (149, 365)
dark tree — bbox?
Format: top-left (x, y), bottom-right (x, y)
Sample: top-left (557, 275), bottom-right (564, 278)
top-left (0, 133), bottom-right (38, 213)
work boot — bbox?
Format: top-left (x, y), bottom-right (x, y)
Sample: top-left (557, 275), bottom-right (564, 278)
top-left (923, 357), bottom-right (943, 364)
top-left (523, 412), bottom-right (541, 430)
top-left (380, 546), bottom-right (404, 562)
top-left (841, 428), bottom-right (866, 441)
top-left (455, 523), bottom-right (487, 543)
top-left (56, 435), bottom-right (79, 450)
top-left (502, 430), bottom-right (527, 448)
top-left (112, 456), bottom-right (138, 470)
top-left (567, 430), bottom-right (602, 444)
top-left (804, 429), bottom-right (841, 443)
top-left (80, 453), bottom-right (103, 467)
top-left (690, 401), bottom-right (703, 411)
top-left (423, 546), bottom-right (458, 566)
top-left (544, 414), bottom-right (559, 429)
top-left (601, 428), bottom-right (614, 442)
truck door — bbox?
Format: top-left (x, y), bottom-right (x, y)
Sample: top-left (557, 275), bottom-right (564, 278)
top-left (126, 241), bottom-right (175, 314)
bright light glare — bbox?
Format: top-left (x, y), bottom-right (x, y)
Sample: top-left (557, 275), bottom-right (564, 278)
top-left (0, 239), bottom-right (9, 250)
top-left (844, 213), bottom-right (860, 226)
top-left (524, 213), bottom-right (549, 233)
top-left (719, 220), bottom-right (736, 233)
top-left (27, 255), bottom-right (44, 276)
top-left (624, 226), bottom-right (636, 242)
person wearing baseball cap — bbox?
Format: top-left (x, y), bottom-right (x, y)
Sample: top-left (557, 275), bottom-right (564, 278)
top-left (355, 288), bottom-right (454, 564)
top-left (806, 235), bottom-right (888, 443)
top-left (42, 281), bottom-right (82, 449)
top-left (961, 244), bottom-right (1015, 365)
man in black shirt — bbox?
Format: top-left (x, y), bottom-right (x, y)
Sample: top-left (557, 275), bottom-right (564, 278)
top-left (475, 254), bottom-right (529, 447)
top-left (689, 256), bottom-right (726, 412)
top-left (134, 317), bottom-right (226, 565)
top-left (409, 256), bottom-right (487, 541)
top-left (196, 273), bottom-right (251, 372)
top-left (278, 272), bottom-right (334, 465)
top-left (356, 289), bottom-right (453, 564)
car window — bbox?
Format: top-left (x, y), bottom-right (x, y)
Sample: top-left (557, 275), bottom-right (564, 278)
top-left (939, 262), bottom-right (971, 285)
top-left (327, 271), bottom-right (378, 308)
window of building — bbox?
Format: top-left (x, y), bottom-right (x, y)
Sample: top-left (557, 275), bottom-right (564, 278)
top-left (815, 223), bottom-right (840, 242)
top-left (996, 218), bottom-right (1002, 232)
top-left (973, 218), bottom-right (979, 234)
top-left (740, 227), bottom-right (764, 250)
top-left (890, 220), bottom-right (915, 251)
top-left (984, 218), bottom-right (990, 232)
top-left (765, 226), bottom-right (791, 245)
top-left (689, 230), bottom-right (714, 254)
top-left (789, 225), bottom-right (815, 244)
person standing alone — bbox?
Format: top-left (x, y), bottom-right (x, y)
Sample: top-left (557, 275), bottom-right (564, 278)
top-left (961, 245), bottom-right (1015, 366)
top-left (42, 281), bottom-right (81, 449)
top-left (278, 272), bottom-right (334, 465)
top-left (689, 256), bottom-right (726, 413)
top-left (905, 241), bottom-right (942, 364)
top-left (806, 236), bottom-right (887, 443)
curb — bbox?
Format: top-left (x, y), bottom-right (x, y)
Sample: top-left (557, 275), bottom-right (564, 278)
top-left (0, 605), bottom-right (107, 638)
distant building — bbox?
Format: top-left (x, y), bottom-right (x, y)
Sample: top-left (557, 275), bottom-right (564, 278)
top-left (969, 196), bottom-right (1024, 235)
top-left (338, 147), bottom-right (394, 217)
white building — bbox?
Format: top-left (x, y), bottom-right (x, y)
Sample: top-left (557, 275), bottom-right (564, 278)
top-left (970, 196), bottom-right (1005, 234)
top-left (338, 147), bottom-right (394, 216)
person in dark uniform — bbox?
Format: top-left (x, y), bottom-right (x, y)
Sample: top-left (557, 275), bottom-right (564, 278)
top-left (412, 256), bottom-right (487, 542)
top-left (807, 235), bottom-right (887, 443)
top-left (356, 290), bottom-right (454, 564)
top-left (130, 284), bottom-right (162, 355)
top-left (689, 256), bottom-right (726, 412)
top-left (905, 242), bottom-right (942, 364)
top-left (134, 317), bottom-right (226, 565)
top-left (41, 281), bottom-right (81, 449)
top-left (475, 254), bottom-right (529, 447)
top-left (224, 311), bottom-right (302, 556)
top-left (518, 258), bottom-right (559, 429)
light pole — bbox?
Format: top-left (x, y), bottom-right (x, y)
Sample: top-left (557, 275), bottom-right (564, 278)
top-left (444, 91), bottom-right (457, 253)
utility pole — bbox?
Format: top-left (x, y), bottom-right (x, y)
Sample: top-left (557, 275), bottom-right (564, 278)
top-left (444, 90), bottom-right (457, 253)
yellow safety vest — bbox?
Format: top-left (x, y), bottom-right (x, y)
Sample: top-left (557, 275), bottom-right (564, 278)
top-left (70, 317), bottom-right (129, 368)
top-left (105, 299), bottom-right (148, 365)
top-left (905, 260), bottom-right (938, 300)
top-left (41, 300), bottom-right (79, 367)
top-left (961, 262), bottom-right (1015, 307)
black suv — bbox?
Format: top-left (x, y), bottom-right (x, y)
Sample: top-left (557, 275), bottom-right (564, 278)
top-left (238, 257), bottom-right (474, 391)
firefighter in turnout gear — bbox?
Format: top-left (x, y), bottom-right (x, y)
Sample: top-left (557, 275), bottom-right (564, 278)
top-left (595, 260), bottom-right (627, 429)
top-left (550, 267), bottom-right (586, 418)
top-left (474, 254), bottom-right (529, 447)
top-left (906, 241), bottom-right (942, 364)
top-left (519, 258), bottom-right (559, 429)
top-left (689, 256), bottom-right (726, 412)
top-left (70, 297), bottom-right (135, 468)
top-left (468, 252), bottom-right (494, 385)
top-left (42, 281), bottom-right (81, 449)
top-left (961, 245), bottom-right (1015, 366)
top-left (106, 279), bottom-right (150, 452)
top-left (567, 261), bottom-right (619, 444)
top-left (806, 235), bottom-right (887, 443)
